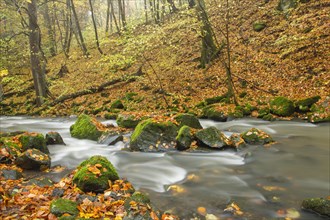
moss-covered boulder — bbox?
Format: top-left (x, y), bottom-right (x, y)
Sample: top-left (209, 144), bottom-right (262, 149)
top-left (301, 198), bottom-right (330, 217)
top-left (195, 126), bottom-right (230, 149)
top-left (15, 149), bottom-right (51, 170)
top-left (50, 198), bottom-right (79, 217)
top-left (270, 96), bottom-right (295, 117)
top-left (116, 113), bottom-right (143, 128)
top-left (174, 113), bottom-right (202, 129)
top-left (124, 191), bottom-right (155, 220)
top-left (176, 126), bottom-right (194, 151)
top-left (241, 128), bottom-right (274, 145)
top-left (202, 105), bottom-right (227, 122)
top-left (70, 114), bottom-right (106, 141)
top-left (19, 132), bottom-right (49, 154)
top-left (294, 96), bottom-right (320, 112)
top-left (73, 155), bottom-right (119, 193)
top-left (130, 119), bottom-right (178, 152)
top-left (46, 131), bottom-right (66, 145)
top-left (253, 22), bottom-right (266, 32)
top-left (308, 104), bottom-right (330, 123)
top-left (110, 99), bottom-right (125, 109)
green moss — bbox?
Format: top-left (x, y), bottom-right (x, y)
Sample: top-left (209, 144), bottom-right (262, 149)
top-left (104, 113), bottom-right (118, 119)
top-left (202, 105), bottom-right (227, 121)
top-left (258, 108), bottom-right (270, 118)
top-left (176, 125), bottom-right (193, 151)
top-left (174, 113), bottom-right (202, 129)
top-left (70, 114), bottom-right (103, 141)
top-left (50, 198), bottom-right (78, 217)
top-left (125, 92), bottom-right (138, 101)
top-left (19, 133), bottom-right (48, 154)
top-left (301, 198), bottom-right (330, 217)
top-left (241, 128), bottom-right (273, 145)
top-left (295, 96), bottom-right (320, 112)
top-left (204, 94), bottom-right (227, 105)
top-left (131, 191), bottom-right (151, 204)
top-left (110, 99), bottom-right (124, 109)
top-left (195, 126), bottom-right (228, 149)
top-left (73, 155), bottom-right (119, 193)
top-left (130, 119), bottom-right (178, 152)
top-left (270, 96), bottom-right (294, 116)
top-left (253, 22), bottom-right (266, 32)
top-left (116, 114), bottom-right (142, 128)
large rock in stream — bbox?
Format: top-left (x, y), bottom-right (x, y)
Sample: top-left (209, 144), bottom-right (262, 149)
top-left (19, 132), bottom-right (49, 154)
top-left (15, 148), bottom-right (51, 170)
top-left (241, 128), bottom-right (274, 145)
top-left (195, 126), bottom-right (230, 149)
top-left (130, 119), bottom-right (178, 152)
top-left (174, 113), bottom-right (202, 129)
top-left (72, 155), bottom-right (119, 193)
top-left (70, 114), bottom-right (106, 141)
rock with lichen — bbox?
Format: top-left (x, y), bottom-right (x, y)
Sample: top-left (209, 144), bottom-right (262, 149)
top-left (174, 113), bottom-right (202, 129)
top-left (130, 119), bottom-right (178, 152)
top-left (176, 125), bottom-right (194, 151)
top-left (15, 149), bottom-right (51, 170)
top-left (46, 131), bottom-right (66, 145)
top-left (195, 126), bottom-right (230, 149)
top-left (241, 128), bottom-right (274, 145)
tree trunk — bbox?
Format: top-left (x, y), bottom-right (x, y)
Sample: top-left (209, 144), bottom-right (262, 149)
top-left (28, 0), bottom-right (48, 106)
top-left (196, 0), bottom-right (218, 68)
top-left (105, 0), bottom-right (111, 34)
top-left (167, 0), bottom-right (178, 13)
top-left (70, 0), bottom-right (89, 56)
top-left (89, 0), bottom-right (103, 54)
top-left (118, 0), bottom-right (126, 29)
top-left (224, 0), bottom-right (238, 105)
top-left (144, 0), bottom-right (148, 23)
top-left (42, 0), bottom-right (56, 56)
top-left (110, 0), bottom-right (121, 34)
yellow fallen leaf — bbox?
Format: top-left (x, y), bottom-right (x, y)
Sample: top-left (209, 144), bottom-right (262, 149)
top-left (197, 206), bottom-right (207, 216)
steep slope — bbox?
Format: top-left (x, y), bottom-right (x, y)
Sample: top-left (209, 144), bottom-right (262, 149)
top-left (0, 0), bottom-right (329, 118)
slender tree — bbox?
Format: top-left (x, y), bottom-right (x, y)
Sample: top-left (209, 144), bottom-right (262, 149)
top-left (42, 0), bottom-right (56, 56)
top-left (89, 0), bottom-right (103, 54)
top-left (70, 0), bottom-right (89, 56)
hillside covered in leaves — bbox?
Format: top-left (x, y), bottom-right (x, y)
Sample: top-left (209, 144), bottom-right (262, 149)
top-left (0, 0), bottom-right (329, 120)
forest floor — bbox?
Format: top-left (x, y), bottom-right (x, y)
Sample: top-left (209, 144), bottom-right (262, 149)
top-left (1, 0), bottom-right (329, 120)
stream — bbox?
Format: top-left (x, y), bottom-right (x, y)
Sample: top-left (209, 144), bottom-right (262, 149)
top-left (0, 116), bottom-right (329, 219)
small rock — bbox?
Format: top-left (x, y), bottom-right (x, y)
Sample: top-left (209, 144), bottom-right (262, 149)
top-left (46, 132), bottom-right (66, 145)
top-left (15, 149), bottom-right (51, 170)
top-left (301, 197), bottom-right (330, 217)
top-left (1, 169), bottom-right (23, 180)
top-left (50, 198), bottom-right (79, 217)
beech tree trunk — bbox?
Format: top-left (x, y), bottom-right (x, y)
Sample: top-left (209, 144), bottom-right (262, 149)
top-left (28, 0), bottom-right (48, 106)
top-left (42, 0), bottom-right (56, 56)
top-left (196, 0), bottom-right (218, 68)
top-left (89, 0), bottom-right (103, 54)
top-left (70, 0), bottom-right (89, 56)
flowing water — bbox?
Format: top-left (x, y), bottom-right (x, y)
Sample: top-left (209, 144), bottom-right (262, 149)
top-left (0, 116), bottom-right (329, 219)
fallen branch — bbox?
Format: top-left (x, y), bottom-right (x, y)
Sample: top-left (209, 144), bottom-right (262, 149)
top-left (33, 68), bottom-right (143, 115)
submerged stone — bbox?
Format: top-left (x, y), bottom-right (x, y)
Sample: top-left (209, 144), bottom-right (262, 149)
top-left (302, 198), bottom-right (330, 217)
